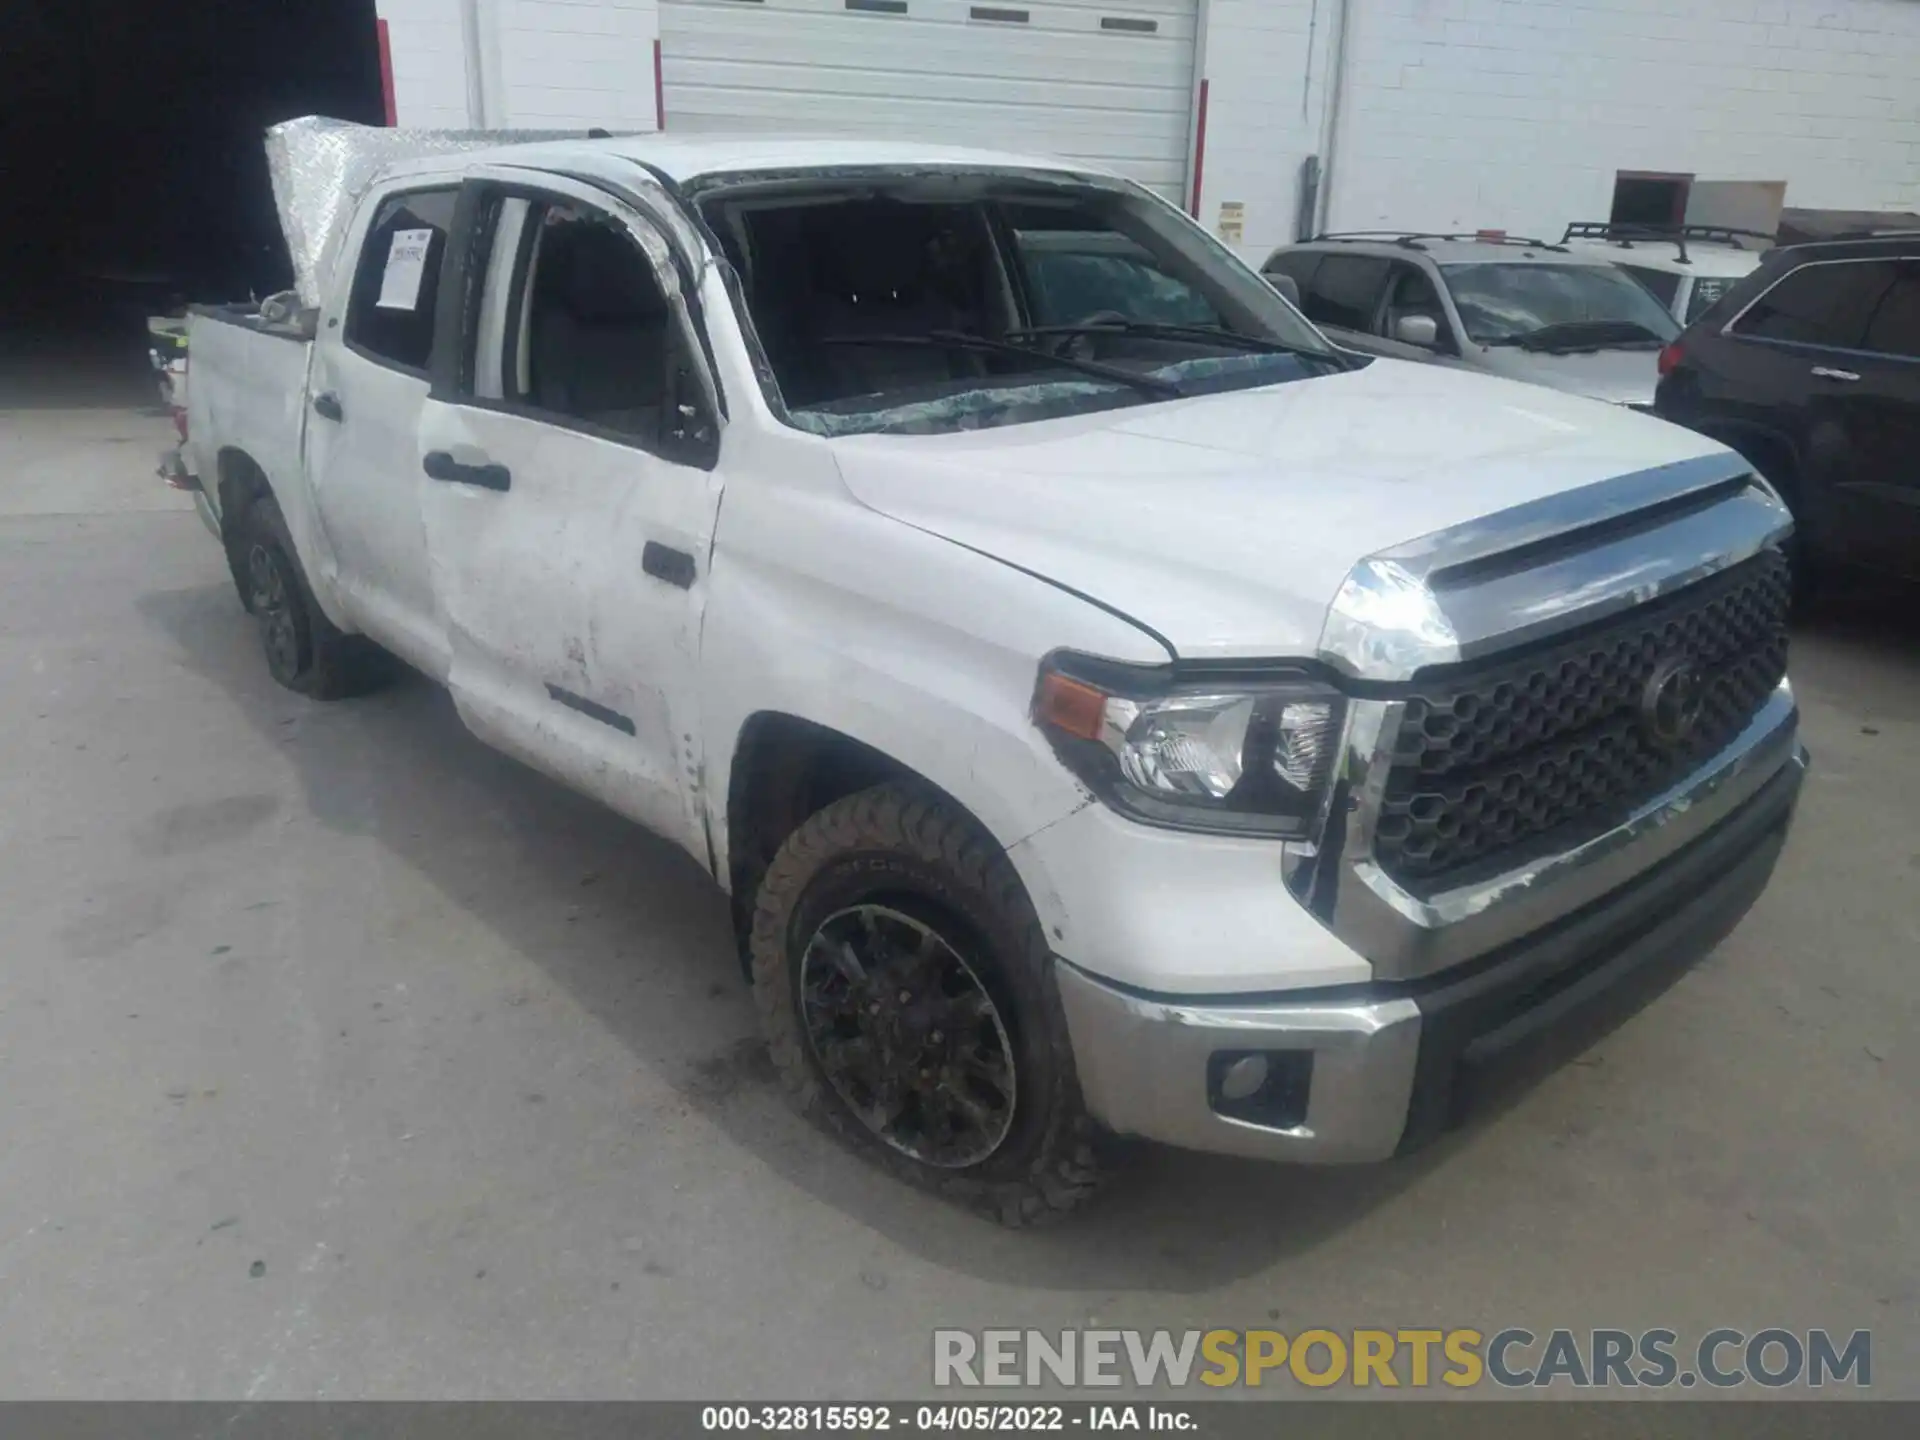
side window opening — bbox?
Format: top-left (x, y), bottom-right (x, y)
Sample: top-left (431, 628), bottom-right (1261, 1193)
top-left (524, 206), bottom-right (672, 437)
top-left (1862, 262), bottom-right (1920, 360)
top-left (1301, 254), bottom-right (1391, 331)
top-left (1622, 265), bottom-right (1682, 310)
top-left (1263, 250), bottom-right (1322, 287)
top-left (1382, 263), bottom-right (1452, 351)
top-left (1683, 275), bottom-right (1737, 325)
top-left (1731, 260), bottom-right (1898, 350)
top-left (467, 197), bottom-right (706, 454)
top-left (344, 187), bottom-right (460, 374)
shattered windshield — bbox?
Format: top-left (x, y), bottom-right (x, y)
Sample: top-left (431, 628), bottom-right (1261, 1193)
top-left (788, 353), bottom-right (1320, 438)
top-left (1443, 262), bottom-right (1682, 348)
top-left (695, 171), bottom-right (1341, 436)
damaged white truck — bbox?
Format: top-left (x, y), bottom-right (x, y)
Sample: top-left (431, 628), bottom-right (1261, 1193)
top-left (180, 122), bottom-right (1807, 1223)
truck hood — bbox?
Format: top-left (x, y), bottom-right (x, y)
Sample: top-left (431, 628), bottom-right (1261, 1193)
top-left (827, 358), bottom-right (1727, 660)
top-left (1475, 344), bottom-right (1661, 407)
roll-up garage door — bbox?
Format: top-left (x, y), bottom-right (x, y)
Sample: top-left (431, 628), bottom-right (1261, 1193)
top-left (659, 0), bottom-right (1199, 200)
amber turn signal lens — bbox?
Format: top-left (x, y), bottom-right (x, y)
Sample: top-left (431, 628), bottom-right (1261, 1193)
top-left (1035, 672), bottom-right (1109, 741)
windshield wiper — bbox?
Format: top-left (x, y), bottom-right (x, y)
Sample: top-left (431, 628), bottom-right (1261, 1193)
top-left (818, 330), bottom-right (1184, 399)
top-left (1008, 319), bottom-right (1343, 366)
top-left (1493, 319), bottom-right (1668, 353)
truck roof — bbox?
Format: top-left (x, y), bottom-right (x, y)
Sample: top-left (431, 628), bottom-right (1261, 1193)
top-left (266, 117), bottom-right (1122, 309)
top-left (379, 133), bottom-right (1108, 187)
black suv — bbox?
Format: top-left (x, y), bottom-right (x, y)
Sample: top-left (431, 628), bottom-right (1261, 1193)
top-left (1654, 234), bottom-right (1919, 582)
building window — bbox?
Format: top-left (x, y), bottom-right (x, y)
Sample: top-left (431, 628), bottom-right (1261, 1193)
top-left (1611, 172), bottom-right (1692, 228)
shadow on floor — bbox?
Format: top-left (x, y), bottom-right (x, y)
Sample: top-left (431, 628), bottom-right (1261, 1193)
top-left (135, 571), bottom-right (1499, 1292)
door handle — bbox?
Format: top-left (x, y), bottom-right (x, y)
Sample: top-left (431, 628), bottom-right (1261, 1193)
top-left (641, 541), bottom-right (696, 589)
top-left (422, 449), bottom-right (511, 492)
top-left (1810, 366), bottom-right (1861, 383)
top-left (312, 391), bottom-right (344, 421)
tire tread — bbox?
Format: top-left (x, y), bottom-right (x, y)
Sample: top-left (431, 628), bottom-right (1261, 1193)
top-left (749, 780), bottom-right (1102, 1226)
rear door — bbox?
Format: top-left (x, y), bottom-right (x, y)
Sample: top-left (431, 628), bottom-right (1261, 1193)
top-left (414, 168), bottom-right (726, 861)
top-left (1723, 255), bottom-right (1915, 572)
top-left (305, 181), bottom-right (461, 678)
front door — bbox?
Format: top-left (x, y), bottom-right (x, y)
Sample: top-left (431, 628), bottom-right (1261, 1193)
top-left (304, 182), bottom-right (461, 679)
top-left (414, 170), bottom-right (726, 862)
top-left (1834, 258), bottom-right (1920, 576)
top-left (1721, 254), bottom-right (1920, 574)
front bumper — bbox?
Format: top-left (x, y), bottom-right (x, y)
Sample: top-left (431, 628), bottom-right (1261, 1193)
top-left (1055, 742), bottom-right (1806, 1163)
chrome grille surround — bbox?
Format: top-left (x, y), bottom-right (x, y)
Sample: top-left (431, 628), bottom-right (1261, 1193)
top-left (1285, 451), bottom-right (1801, 984)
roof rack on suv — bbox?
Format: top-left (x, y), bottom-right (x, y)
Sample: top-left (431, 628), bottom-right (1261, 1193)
top-left (1560, 221), bottom-right (1774, 263)
top-left (1828, 227), bottom-right (1920, 242)
top-left (1310, 231), bottom-right (1569, 253)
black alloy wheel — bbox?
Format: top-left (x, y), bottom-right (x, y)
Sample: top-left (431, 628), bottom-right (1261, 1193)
top-left (247, 539), bottom-right (306, 687)
top-left (799, 903), bottom-right (1017, 1168)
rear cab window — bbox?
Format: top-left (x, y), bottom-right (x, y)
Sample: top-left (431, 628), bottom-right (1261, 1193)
top-left (344, 188), bottom-right (460, 374)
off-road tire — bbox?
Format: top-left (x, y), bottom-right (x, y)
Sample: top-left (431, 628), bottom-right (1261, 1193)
top-left (750, 781), bottom-right (1103, 1225)
top-left (232, 495), bottom-right (387, 699)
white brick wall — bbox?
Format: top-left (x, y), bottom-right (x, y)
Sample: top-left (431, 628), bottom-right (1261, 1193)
top-left (376, 0), bottom-right (1917, 252)
top-left (1320, 0), bottom-right (1920, 237)
top-left (496, 0), bottom-right (660, 129)
top-left (377, 0), bottom-right (473, 129)
top-left (377, 0), bottom-right (661, 131)
top-left (1188, 0), bottom-right (1326, 262)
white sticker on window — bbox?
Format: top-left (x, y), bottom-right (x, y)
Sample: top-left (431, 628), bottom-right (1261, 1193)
top-left (375, 228), bottom-right (435, 310)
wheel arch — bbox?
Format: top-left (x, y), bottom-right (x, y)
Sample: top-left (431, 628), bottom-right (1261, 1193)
top-left (721, 711), bottom-right (1028, 969)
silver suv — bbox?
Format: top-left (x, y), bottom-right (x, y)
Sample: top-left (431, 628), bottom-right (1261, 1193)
top-left (1264, 232), bottom-right (1682, 408)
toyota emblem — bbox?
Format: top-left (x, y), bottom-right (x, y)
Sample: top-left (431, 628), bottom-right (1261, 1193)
top-left (1641, 656), bottom-right (1704, 749)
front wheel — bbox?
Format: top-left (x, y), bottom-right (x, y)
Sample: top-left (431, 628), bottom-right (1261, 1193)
top-left (749, 782), bottom-right (1102, 1225)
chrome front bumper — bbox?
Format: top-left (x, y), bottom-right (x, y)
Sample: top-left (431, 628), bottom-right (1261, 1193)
top-left (1056, 732), bottom-right (1808, 1164)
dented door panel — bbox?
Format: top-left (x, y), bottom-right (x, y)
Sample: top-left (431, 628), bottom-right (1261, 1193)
top-left (415, 172), bottom-right (724, 866)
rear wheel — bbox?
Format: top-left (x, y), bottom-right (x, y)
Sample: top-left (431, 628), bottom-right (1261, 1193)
top-left (233, 495), bottom-right (387, 699)
top-left (750, 781), bottom-right (1102, 1225)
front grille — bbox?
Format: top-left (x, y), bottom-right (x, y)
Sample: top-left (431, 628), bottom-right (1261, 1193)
top-left (1373, 549), bottom-right (1791, 885)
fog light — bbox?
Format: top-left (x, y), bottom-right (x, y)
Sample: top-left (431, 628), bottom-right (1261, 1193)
top-left (1217, 1054), bottom-right (1268, 1101)
top-left (1208, 1050), bottom-right (1313, 1129)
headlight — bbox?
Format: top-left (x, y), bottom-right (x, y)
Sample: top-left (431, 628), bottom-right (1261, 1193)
top-left (1033, 654), bottom-right (1345, 838)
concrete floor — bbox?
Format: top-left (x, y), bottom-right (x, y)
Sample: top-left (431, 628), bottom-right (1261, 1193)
top-left (0, 348), bottom-right (1914, 1399)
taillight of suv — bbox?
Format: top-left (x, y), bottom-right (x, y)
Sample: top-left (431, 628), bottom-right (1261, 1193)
top-left (1657, 340), bottom-right (1684, 378)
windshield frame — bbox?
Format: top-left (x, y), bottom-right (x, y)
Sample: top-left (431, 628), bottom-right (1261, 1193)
top-left (1440, 259), bottom-right (1683, 348)
top-left (684, 164), bottom-right (1343, 437)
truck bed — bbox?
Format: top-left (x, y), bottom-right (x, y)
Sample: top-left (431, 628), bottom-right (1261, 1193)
top-left (184, 303), bottom-right (315, 527)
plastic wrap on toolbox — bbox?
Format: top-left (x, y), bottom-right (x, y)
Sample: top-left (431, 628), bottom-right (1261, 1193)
top-left (266, 116), bottom-right (598, 309)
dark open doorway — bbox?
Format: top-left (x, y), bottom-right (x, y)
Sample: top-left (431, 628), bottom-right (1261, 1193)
top-left (1610, 171), bottom-right (1693, 229)
top-left (1, 0), bottom-right (382, 399)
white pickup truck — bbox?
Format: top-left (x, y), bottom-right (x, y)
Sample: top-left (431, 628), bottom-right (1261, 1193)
top-left (182, 131), bottom-right (1807, 1224)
